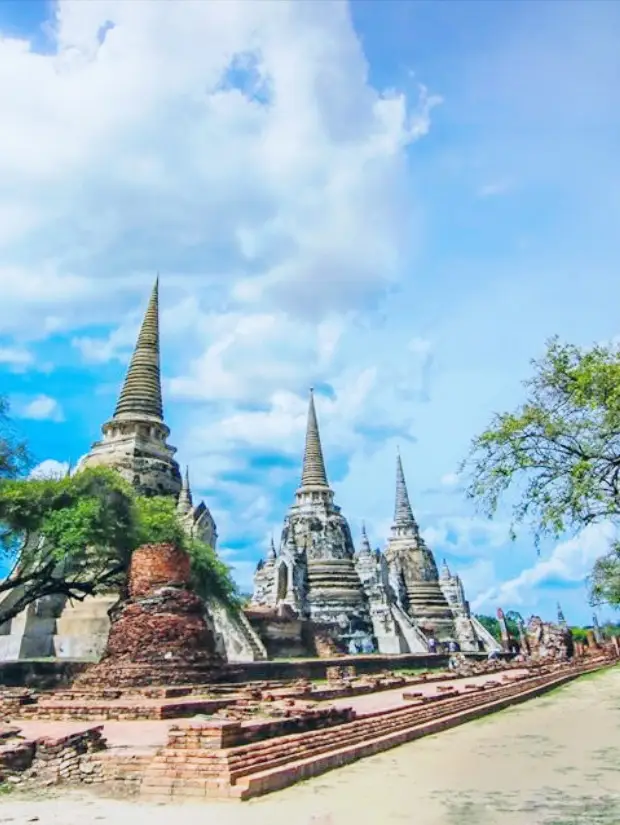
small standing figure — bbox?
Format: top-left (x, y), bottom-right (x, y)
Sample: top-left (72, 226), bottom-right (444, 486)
top-left (428, 636), bottom-right (437, 654)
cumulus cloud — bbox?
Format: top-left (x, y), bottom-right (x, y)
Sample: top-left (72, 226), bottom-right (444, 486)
top-left (422, 515), bottom-right (511, 559)
top-left (0, 1), bottom-right (459, 597)
top-left (0, 0), bottom-right (437, 340)
top-left (28, 459), bottom-right (70, 479)
top-left (15, 395), bottom-right (64, 422)
top-left (472, 522), bottom-right (617, 612)
top-left (0, 346), bottom-right (34, 371)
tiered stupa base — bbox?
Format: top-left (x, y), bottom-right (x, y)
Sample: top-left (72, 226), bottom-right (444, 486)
top-left (305, 559), bottom-right (375, 651)
top-left (406, 582), bottom-right (457, 641)
top-left (73, 543), bottom-right (223, 689)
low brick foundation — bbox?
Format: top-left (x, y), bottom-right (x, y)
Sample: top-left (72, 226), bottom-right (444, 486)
top-left (137, 657), bottom-right (613, 801)
top-left (15, 697), bottom-right (234, 722)
top-left (1, 727), bottom-right (106, 787)
top-left (73, 543), bottom-right (223, 689)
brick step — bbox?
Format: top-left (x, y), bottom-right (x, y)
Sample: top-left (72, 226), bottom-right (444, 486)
top-left (225, 682), bottom-right (533, 780)
top-left (232, 667), bottom-right (597, 799)
top-left (150, 675), bottom-right (545, 785)
top-left (140, 662), bottom-right (610, 801)
top-left (142, 694), bottom-right (480, 788)
top-left (228, 666), bottom-right (600, 781)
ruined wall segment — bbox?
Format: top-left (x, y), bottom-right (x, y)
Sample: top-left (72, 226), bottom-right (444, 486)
top-left (73, 543), bottom-right (223, 688)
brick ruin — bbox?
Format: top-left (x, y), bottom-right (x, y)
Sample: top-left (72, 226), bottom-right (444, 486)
top-left (1, 644), bottom-right (617, 800)
top-left (73, 543), bottom-right (223, 689)
top-left (1, 546), bottom-right (618, 802)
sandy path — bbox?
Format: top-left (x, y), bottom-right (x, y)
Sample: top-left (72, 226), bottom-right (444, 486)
top-left (2, 666), bottom-right (619, 825)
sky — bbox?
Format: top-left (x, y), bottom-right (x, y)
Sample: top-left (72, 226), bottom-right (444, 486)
top-left (0, 0), bottom-right (619, 626)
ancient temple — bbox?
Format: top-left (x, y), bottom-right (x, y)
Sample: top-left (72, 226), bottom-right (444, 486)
top-left (0, 278), bottom-right (265, 664)
top-left (79, 278), bottom-right (183, 499)
top-left (556, 602), bottom-right (567, 628)
top-left (74, 543), bottom-right (224, 688)
top-left (384, 454), bottom-right (455, 636)
top-left (253, 390), bottom-right (375, 651)
top-left (384, 453), bottom-right (496, 652)
top-left (252, 394), bottom-right (498, 655)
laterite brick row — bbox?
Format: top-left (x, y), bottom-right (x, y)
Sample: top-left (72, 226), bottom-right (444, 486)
top-left (139, 659), bottom-right (610, 801)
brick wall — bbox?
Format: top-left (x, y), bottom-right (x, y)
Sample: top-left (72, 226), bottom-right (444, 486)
top-left (129, 543), bottom-right (191, 598)
top-left (166, 706), bottom-right (356, 750)
top-left (1, 727), bottom-right (106, 787)
top-left (0, 740), bottom-right (35, 780)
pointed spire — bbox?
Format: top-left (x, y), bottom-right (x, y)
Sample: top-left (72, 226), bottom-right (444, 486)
top-left (299, 388), bottom-right (329, 488)
top-left (267, 536), bottom-right (277, 562)
top-left (557, 602), bottom-right (567, 626)
top-left (113, 276), bottom-right (163, 421)
top-left (393, 451), bottom-right (416, 529)
top-left (359, 523), bottom-right (372, 555)
top-left (440, 558), bottom-right (451, 579)
top-left (177, 465), bottom-right (193, 512)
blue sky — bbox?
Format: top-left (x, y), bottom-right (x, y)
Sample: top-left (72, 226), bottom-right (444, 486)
top-left (1, 0), bottom-right (619, 625)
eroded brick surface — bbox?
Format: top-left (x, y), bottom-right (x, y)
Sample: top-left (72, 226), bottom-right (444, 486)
top-left (73, 543), bottom-right (223, 689)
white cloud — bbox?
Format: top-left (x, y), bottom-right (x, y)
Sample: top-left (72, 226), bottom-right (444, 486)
top-left (440, 472), bottom-right (459, 487)
top-left (16, 395), bottom-right (64, 422)
top-left (477, 180), bottom-right (512, 198)
top-left (0, 0), bottom-right (436, 339)
top-left (409, 337), bottom-right (432, 356)
top-left (0, 346), bottom-right (34, 371)
top-left (422, 515), bottom-right (511, 558)
top-left (28, 459), bottom-right (70, 480)
top-left (472, 522), bottom-right (617, 612)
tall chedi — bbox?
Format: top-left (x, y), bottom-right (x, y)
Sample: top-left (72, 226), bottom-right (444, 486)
top-left (79, 277), bottom-right (183, 497)
top-left (384, 452), bottom-right (456, 641)
top-left (255, 390), bottom-right (374, 647)
top-left (290, 391), bottom-right (373, 633)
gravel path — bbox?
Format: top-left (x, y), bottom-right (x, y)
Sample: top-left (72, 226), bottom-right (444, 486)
top-left (2, 666), bottom-right (619, 825)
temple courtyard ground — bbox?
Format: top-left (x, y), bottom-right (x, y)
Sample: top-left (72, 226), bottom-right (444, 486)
top-left (2, 665), bottom-right (619, 825)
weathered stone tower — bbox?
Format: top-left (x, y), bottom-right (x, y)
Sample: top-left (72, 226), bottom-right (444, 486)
top-left (78, 277), bottom-right (182, 498)
top-left (384, 453), bottom-right (456, 640)
top-left (287, 390), bottom-right (373, 636)
top-left (253, 390), bottom-right (374, 645)
top-left (0, 278), bottom-right (264, 663)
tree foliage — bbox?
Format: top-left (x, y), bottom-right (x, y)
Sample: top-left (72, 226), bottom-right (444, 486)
top-left (0, 396), bottom-right (31, 480)
top-left (133, 496), bottom-right (240, 607)
top-left (0, 467), bottom-right (239, 626)
top-left (474, 614), bottom-right (502, 641)
top-left (461, 337), bottom-right (620, 605)
top-left (475, 613), bottom-right (522, 642)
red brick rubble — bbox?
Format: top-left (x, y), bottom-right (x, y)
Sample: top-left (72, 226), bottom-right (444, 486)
top-left (73, 543), bottom-right (223, 689)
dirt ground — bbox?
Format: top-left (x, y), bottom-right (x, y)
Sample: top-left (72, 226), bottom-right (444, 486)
top-left (2, 665), bottom-right (619, 825)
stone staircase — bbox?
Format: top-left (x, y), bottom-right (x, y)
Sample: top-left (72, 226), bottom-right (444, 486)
top-left (206, 596), bottom-right (268, 663)
top-left (139, 659), bottom-right (609, 801)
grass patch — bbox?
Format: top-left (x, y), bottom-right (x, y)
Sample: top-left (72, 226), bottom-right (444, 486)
top-left (0, 782), bottom-right (14, 796)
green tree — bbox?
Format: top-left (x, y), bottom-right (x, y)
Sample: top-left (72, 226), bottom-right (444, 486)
top-left (0, 396), bottom-right (30, 479)
top-left (474, 614), bottom-right (502, 641)
top-left (461, 337), bottom-right (620, 605)
top-left (134, 495), bottom-right (240, 607)
top-left (0, 467), bottom-right (239, 626)
top-left (476, 612), bottom-right (523, 642)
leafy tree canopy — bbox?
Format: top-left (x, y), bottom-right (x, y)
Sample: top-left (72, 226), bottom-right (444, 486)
top-left (475, 613), bottom-right (522, 642)
top-left (461, 337), bottom-right (620, 606)
top-left (0, 466), bottom-right (239, 626)
top-left (134, 495), bottom-right (240, 607)
top-left (0, 396), bottom-right (31, 480)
